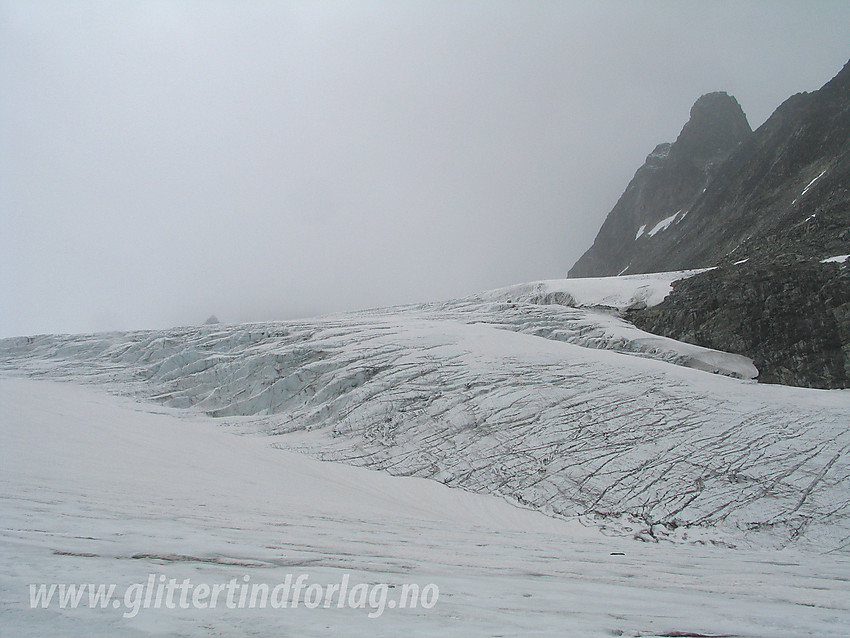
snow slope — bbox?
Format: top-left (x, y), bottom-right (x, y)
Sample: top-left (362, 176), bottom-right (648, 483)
top-left (2, 378), bottom-right (849, 636)
top-left (1, 271), bottom-right (847, 551)
top-left (475, 268), bottom-right (713, 310)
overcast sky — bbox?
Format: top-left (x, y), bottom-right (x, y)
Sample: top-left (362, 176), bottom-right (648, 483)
top-left (1, 1), bottom-right (849, 337)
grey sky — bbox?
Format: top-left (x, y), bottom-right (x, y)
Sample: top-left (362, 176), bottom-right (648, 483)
top-left (2, 1), bottom-right (848, 337)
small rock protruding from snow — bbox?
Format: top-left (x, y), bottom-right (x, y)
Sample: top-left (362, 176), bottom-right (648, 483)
top-left (204, 315), bottom-right (220, 325)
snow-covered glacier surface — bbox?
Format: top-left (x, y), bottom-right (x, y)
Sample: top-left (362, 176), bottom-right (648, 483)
top-left (2, 272), bottom-right (848, 552)
top-left (5, 377), bottom-right (849, 637)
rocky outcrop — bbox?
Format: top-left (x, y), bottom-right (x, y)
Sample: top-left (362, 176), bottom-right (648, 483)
top-left (571, 59), bottom-right (850, 388)
top-left (629, 259), bottom-right (850, 388)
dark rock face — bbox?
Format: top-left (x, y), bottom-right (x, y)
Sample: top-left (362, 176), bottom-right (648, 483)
top-left (569, 92), bottom-right (751, 278)
top-left (570, 59), bottom-right (850, 388)
top-left (629, 260), bottom-right (850, 388)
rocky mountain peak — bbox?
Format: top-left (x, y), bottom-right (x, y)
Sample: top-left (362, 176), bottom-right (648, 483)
top-left (689, 91), bottom-right (747, 122)
top-left (670, 92), bottom-right (751, 168)
top-left (568, 91), bottom-right (751, 279)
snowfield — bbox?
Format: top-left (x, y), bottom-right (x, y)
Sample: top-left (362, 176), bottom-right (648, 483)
top-left (2, 271), bottom-right (850, 635)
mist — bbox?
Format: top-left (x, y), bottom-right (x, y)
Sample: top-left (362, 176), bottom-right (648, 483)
top-left (2, 1), bottom-right (849, 337)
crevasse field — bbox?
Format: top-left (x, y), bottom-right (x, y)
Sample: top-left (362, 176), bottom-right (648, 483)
top-left (2, 271), bottom-right (849, 636)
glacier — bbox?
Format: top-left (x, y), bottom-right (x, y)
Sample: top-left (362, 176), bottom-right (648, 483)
top-left (2, 270), bottom-right (848, 552)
